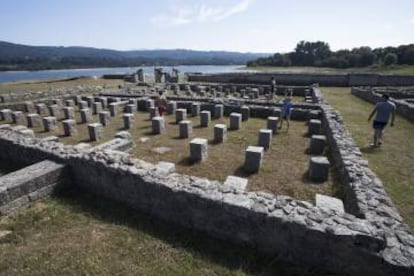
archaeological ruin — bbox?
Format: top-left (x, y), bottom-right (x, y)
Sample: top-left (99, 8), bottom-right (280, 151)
top-left (0, 69), bottom-right (413, 275)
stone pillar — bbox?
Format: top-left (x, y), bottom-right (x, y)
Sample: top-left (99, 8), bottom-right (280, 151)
top-left (80, 108), bottom-right (92, 123)
top-left (190, 138), bottom-right (208, 161)
top-left (88, 123), bottom-right (104, 141)
top-left (176, 108), bottom-right (187, 123)
top-left (99, 111), bottom-right (111, 126)
top-left (309, 156), bottom-right (330, 182)
top-left (79, 101), bottom-right (88, 110)
top-left (267, 116), bottom-right (279, 134)
top-left (244, 146), bottom-right (264, 173)
top-left (43, 116), bottom-right (58, 132)
top-left (63, 107), bottom-right (75, 120)
top-left (0, 109), bottom-right (12, 122)
top-left (308, 119), bottom-right (322, 135)
top-left (167, 101), bottom-right (177, 115)
top-left (99, 97), bottom-right (108, 108)
top-left (152, 116), bottom-right (165, 134)
top-left (86, 96), bottom-right (94, 107)
top-left (91, 102), bottom-right (102, 115)
top-left (149, 107), bottom-right (158, 119)
top-left (310, 135), bottom-right (327, 155)
top-left (200, 110), bottom-right (211, 127)
top-left (26, 113), bottom-right (41, 128)
top-left (11, 111), bottom-right (25, 125)
top-left (35, 103), bottom-right (47, 116)
top-left (179, 120), bottom-right (192, 138)
top-left (214, 124), bottom-right (227, 143)
top-left (123, 113), bottom-right (135, 129)
top-left (191, 102), bottom-right (200, 117)
top-left (65, 99), bottom-right (75, 107)
top-left (214, 104), bottom-right (224, 119)
top-left (24, 101), bottom-right (35, 113)
top-left (125, 104), bottom-right (137, 114)
top-left (75, 95), bottom-right (82, 105)
top-left (258, 129), bottom-right (272, 151)
top-left (109, 103), bottom-right (118, 117)
top-left (241, 106), bottom-right (250, 121)
top-left (62, 119), bottom-right (78, 136)
top-left (230, 113), bottom-right (242, 130)
top-left (48, 104), bottom-right (60, 118)
top-left (146, 99), bottom-right (155, 111)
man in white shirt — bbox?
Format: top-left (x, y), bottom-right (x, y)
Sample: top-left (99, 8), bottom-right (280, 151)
top-left (368, 94), bottom-right (396, 147)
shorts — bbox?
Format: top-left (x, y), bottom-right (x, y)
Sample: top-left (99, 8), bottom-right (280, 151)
top-left (373, 120), bottom-right (387, 130)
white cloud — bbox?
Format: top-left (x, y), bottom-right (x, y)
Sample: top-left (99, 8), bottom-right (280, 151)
top-left (151, 0), bottom-right (254, 27)
top-left (409, 18), bottom-right (414, 24)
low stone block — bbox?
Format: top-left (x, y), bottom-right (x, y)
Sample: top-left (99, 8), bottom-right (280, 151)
top-left (80, 108), bottom-right (92, 123)
top-left (24, 101), bottom-right (35, 113)
top-left (315, 194), bottom-right (344, 213)
top-left (190, 138), bottom-right (208, 161)
top-left (309, 156), bottom-right (330, 182)
top-left (125, 104), bottom-right (137, 114)
top-left (62, 119), bottom-right (78, 136)
top-left (11, 111), bottom-right (25, 125)
top-left (35, 103), bottom-right (47, 116)
top-left (191, 103), bottom-right (200, 117)
top-left (167, 101), bottom-right (177, 115)
top-left (85, 96), bottom-right (94, 107)
top-left (123, 113), bottom-right (135, 130)
top-left (63, 107), bottom-right (75, 120)
top-left (18, 129), bottom-right (35, 138)
top-left (214, 124), bottom-right (227, 142)
top-left (149, 107), bottom-right (158, 119)
top-left (152, 116), bottom-right (165, 134)
top-left (176, 108), bottom-right (187, 123)
top-left (146, 99), bottom-right (155, 111)
top-left (99, 111), bottom-right (111, 126)
top-left (308, 119), bottom-right (322, 135)
top-left (310, 135), bottom-right (327, 155)
top-left (241, 106), bottom-right (250, 121)
top-left (92, 102), bottom-right (103, 115)
top-left (78, 101), bottom-right (88, 110)
top-left (0, 109), bottom-right (12, 122)
top-left (48, 104), bottom-right (60, 117)
top-left (214, 104), bottom-right (224, 119)
top-left (200, 110), bottom-right (211, 127)
top-left (244, 146), bottom-right (264, 173)
top-left (26, 113), bottom-right (41, 128)
top-left (258, 129), bottom-right (272, 150)
top-left (88, 123), bottom-right (104, 141)
top-left (267, 116), bottom-right (279, 134)
top-left (109, 103), bottom-right (118, 117)
top-left (64, 99), bottom-right (75, 107)
top-left (223, 176), bottom-right (248, 192)
top-left (230, 113), bottom-right (242, 130)
top-left (179, 120), bottom-right (192, 138)
top-left (99, 97), bottom-right (108, 108)
top-left (43, 116), bottom-right (58, 132)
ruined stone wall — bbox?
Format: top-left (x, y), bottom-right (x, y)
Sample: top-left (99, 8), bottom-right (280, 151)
top-left (187, 73), bottom-right (414, 87)
top-left (0, 128), bottom-right (412, 274)
top-left (351, 87), bottom-right (414, 122)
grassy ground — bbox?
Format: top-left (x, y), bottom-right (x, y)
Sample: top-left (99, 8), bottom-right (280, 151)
top-left (240, 65), bottom-right (414, 75)
top-left (0, 189), bottom-right (325, 276)
top-left (0, 78), bottom-right (124, 95)
top-left (321, 87), bottom-right (414, 229)
top-left (2, 109), bottom-right (336, 202)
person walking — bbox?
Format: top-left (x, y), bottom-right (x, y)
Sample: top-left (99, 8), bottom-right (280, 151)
top-left (367, 94), bottom-right (396, 147)
top-left (155, 91), bottom-right (167, 116)
top-left (278, 90), bottom-right (293, 131)
top-left (270, 77), bottom-right (276, 100)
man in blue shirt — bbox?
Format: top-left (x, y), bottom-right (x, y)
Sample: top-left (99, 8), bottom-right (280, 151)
top-left (368, 94), bottom-right (396, 147)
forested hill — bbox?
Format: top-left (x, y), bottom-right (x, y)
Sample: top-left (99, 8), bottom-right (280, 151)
top-left (0, 41), bottom-right (269, 71)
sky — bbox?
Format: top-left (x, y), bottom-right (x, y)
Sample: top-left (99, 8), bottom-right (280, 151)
top-left (0, 0), bottom-right (413, 53)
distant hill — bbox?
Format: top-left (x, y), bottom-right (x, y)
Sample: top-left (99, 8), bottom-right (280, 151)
top-left (0, 41), bottom-right (270, 71)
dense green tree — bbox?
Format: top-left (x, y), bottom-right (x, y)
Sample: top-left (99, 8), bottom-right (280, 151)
top-left (383, 53), bottom-right (398, 66)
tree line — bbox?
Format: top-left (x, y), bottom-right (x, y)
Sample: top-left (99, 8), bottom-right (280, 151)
top-left (247, 41), bottom-right (414, 68)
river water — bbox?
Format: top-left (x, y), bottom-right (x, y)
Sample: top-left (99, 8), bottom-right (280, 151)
top-left (0, 65), bottom-right (247, 84)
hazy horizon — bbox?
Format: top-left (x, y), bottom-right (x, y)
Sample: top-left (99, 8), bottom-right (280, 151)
top-left (1, 0), bottom-right (413, 53)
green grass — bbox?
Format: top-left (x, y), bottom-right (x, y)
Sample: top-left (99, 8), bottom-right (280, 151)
top-left (239, 65), bottom-right (414, 75)
top-left (0, 189), bottom-right (325, 276)
top-left (321, 87), bottom-right (414, 229)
